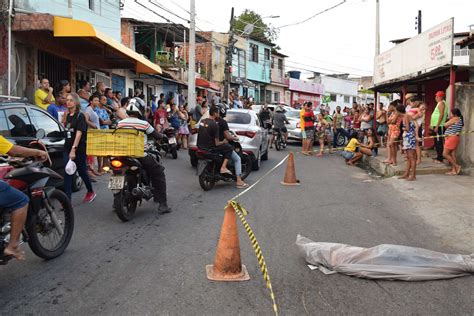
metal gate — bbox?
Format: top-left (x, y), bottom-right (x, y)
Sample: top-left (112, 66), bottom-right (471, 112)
top-left (37, 50), bottom-right (70, 90)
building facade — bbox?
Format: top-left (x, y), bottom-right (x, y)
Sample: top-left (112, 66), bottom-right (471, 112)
top-left (246, 37), bottom-right (272, 103)
top-left (319, 75), bottom-right (358, 112)
top-left (266, 50), bottom-right (288, 104)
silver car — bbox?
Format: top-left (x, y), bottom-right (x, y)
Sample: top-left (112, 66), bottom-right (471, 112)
top-left (188, 109), bottom-right (270, 171)
top-left (284, 109), bottom-right (302, 140)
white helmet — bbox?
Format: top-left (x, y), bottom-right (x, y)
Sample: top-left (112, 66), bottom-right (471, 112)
top-left (126, 97), bottom-right (146, 119)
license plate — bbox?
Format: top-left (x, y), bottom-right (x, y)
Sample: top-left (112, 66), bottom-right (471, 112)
top-left (168, 137), bottom-right (177, 144)
top-left (197, 160), bottom-right (207, 175)
top-left (108, 176), bottom-right (125, 190)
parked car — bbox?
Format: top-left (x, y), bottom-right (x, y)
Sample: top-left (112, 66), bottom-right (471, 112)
top-left (285, 109), bottom-right (302, 140)
top-left (0, 99), bottom-right (83, 192)
top-left (189, 109), bottom-right (270, 170)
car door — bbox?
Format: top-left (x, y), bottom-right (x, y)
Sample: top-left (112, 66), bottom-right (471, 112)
top-left (27, 107), bottom-right (66, 176)
top-left (1, 106), bottom-right (37, 146)
top-left (255, 113), bottom-right (269, 155)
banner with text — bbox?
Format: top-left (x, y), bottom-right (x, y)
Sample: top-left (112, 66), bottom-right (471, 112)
top-left (373, 18), bottom-right (454, 86)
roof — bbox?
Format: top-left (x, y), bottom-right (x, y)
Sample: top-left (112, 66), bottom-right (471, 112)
top-left (248, 34), bottom-right (275, 47)
top-left (271, 50), bottom-right (288, 58)
top-left (457, 33), bottom-right (474, 48)
top-left (390, 32), bottom-right (470, 44)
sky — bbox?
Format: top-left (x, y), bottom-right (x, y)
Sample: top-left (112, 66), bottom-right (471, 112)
top-left (122, 0), bottom-right (473, 78)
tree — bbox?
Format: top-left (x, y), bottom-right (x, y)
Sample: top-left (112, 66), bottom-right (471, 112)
top-left (234, 9), bottom-right (279, 43)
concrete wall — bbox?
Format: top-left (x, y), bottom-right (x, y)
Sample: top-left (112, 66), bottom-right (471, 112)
top-left (246, 39), bottom-right (271, 83)
top-left (455, 83), bottom-right (474, 170)
top-left (15, 0), bottom-right (121, 40)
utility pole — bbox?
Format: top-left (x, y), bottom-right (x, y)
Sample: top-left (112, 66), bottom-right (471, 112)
top-left (7, 0), bottom-right (13, 99)
top-left (415, 10), bottom-right (422, 34)
top-left (375, 0), bottom-right (380, 56)
top-left (223, 7), bottom-right (235, 105)
top-left (187, 0), bottom-right (196, 110)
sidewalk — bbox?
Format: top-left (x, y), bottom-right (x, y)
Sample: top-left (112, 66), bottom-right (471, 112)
top-left (382, 174), bottom-right (474, 253)
top-left (364, 147), bottom-right (452, 177)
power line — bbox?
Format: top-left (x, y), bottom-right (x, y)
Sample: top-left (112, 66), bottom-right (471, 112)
top-left (149, 0), bottom-right (190, 23)
top-left (278, 0), bottom-right (347, 29)
top-left (286, 59), bottom-right (371, 74)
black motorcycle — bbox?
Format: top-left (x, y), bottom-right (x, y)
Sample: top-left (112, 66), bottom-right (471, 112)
top-left (157, 127), bottom-right (178, 159)
top-left (196, 137), bottom-right (252, 191)
top-left (108, 143), bottom-right (161, 222)
top-left (274, 128), bottom-right (287, 151)
top-left (0, 157), bottom-right (74, 264)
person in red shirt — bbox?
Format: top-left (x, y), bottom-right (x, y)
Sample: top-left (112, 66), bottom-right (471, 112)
top-left (300, 102), bottom-right (316, 155)
top-left (153, 100), bottom-right (169, 132)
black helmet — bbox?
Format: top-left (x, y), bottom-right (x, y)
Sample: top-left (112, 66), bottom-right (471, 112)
top-left (217, 103), bottom-right (227, 118)
top-left (126, 97), bottom-right (146, 119)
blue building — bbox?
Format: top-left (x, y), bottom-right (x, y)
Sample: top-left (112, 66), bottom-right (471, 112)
top-left (246, 36), bottom-right (273, 103)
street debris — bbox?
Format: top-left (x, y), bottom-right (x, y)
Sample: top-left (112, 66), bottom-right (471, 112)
top-left (296, 234), bottom-right (474, 281)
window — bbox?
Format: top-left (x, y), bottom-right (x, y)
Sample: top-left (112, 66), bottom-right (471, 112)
top-left (271, 57), bottom-right (275, 69)
top-left (225, 112), bottom-right (251, 124)
top-left (344, 95), bottom-right (350, 103)
top-left (264, 48), bottom-right (270, 60)
top-left (3, 108), bottom-right (36, 138)
top-left (265, 90), bottom-right (272, 103)
top-left (453, 44), bottom-right (469, 57)
top-left (89, 0), bottom-right (94, 10)
top-left (214, 46), bottom-right (221, 64)
top-left (250, 44), bottom-right (258, 62)
top-left (278, 59), bottom-right (283, 70)
top-left (29, 109), bottom-right (63, 138)
top-left (330, 94), bottom-right (337, 102)
top-left (0, 110), bottom-right (10, 137)
top-left (274, 92), bottom-right (280, 103)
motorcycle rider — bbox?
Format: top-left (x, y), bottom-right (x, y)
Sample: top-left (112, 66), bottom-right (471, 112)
top-left (197, 106), bottom-right (233, 175)
top-left (216, 105), bottom-right (249, 188)
top-left (116, 98), bottom-right (171, 214)
top-left (0, 135), bottom-right (48, 260)
top-left (259, 104), bottom-right (272, 130)
top-left (270, 105), bottom-right (289, 148)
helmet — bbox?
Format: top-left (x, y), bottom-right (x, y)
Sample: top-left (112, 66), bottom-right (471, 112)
top-left (275, 105), bottom-right (284, 112)
top-left (126, 97), bottom-right (146, 119)
top-left (217, 104), bottom-right (227, 118)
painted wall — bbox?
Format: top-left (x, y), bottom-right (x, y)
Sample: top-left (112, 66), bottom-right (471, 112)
top-left (15, 0), bottom-right (121, 40)
top-left (321, 76), bottom-right (358, 112)
top-left (246, 39), bottom-right (271, 84)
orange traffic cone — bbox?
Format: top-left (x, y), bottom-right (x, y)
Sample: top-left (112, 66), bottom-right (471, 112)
top-left (206, 203), bottom-right (250, 281)
top-left (281, 152), bottom-right (300, 185)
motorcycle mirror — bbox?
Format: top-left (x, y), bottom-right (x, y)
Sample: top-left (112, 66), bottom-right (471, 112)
top-left (36, 128), bottom-right (46, 139)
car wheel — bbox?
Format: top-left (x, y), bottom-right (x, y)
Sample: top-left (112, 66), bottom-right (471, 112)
top-left (252, 150), bottom-right (261, 171)
top-left (72, 172), bottom-right (83, 192)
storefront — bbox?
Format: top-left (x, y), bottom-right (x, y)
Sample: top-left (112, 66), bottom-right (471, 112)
top-left (288, 78), bottom-right (324, 109)
top-left (196, 78), bottom-right (221, 102)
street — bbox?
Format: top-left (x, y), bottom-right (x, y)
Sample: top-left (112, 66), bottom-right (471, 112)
top-left (1, 143), bottom-right (472, 315)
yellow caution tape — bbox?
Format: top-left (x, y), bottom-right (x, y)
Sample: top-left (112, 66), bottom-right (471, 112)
top-left (229, 200), bottom-right (279, 316)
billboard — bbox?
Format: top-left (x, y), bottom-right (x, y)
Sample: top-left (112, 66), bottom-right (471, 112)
top-left (373, 18), bottom-right (454, 85)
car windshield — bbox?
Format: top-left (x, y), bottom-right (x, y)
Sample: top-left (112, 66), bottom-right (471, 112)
top-left (225, 112), bottom-right (251, 124)
top-left (286, 110), bottom-right (300, 119)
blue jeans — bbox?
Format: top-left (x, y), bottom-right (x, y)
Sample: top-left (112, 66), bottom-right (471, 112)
top-left (0, 180), bottom-right (29, 213)
top-left (333, 128), bottom-right (348, 148)
top-left (231, 151), bottom-right (242, 177)
top-left (63, 150), bottom-right (93, 200)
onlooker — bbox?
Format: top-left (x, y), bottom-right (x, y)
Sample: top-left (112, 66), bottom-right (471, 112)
top-left (47, 93), bottom-right (67, 124)
top-left (341, 131), bottom-right (371, 166)
top-left (384, 101), bottom-right (404, 166)
top-left (430, 91), bottom-right (449, 163)
top-left (77, 80), bottom-right (92, 111)
top-left (443, 108), bottom-right (464, 175)
top-left (315, 113), bottom-right (329, 157)
top-left (34, 78), bottom-right (55, 110)
top-left (150, 95), bottom-right (157, 115)
top-left (63, 93), bottom-right (95, 202)
top-left (360, 107), bottom-right (372, 131)
top-left (376, 102), bottom-right (387, 147)
top-left (96, 82), bottom-right (106, 95)
top-left (83, 95), bottom-right (101, 180)
top-left (95, 95), bottom-right (112, 174)
top-left (177, 104), bottom-right (190, 149)
top-left (332, 106), bottom-right (345, 150)
top-left (154, 100), bottom-right (168, 131)
top-left (200, 100), bottom-right (209, 120)
top-left (353, 110), bottom-right (361, 130)
top-left (105, 88), bottom-right (119, 111)
top-left (57, 80), bottom-right (71, 98)
top-left (114, 91), bottom-right (123, 104)
top-left (115, 97), bottom-right (129, 121)
top-left (300, 102), bottom-right (315, 155)
top-left (168, 103), bottom-right (181, 132)
top-left (399, 109), bottom-right (418, 181)
top-left (365, 128), bottom-right (377, 156)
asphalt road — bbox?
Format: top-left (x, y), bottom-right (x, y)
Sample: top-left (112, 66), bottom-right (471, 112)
top-left (1, 142), bottom-right (472, 315)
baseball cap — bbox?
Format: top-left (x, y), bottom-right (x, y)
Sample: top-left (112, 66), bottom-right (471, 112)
top-left (435, 91), bottom-right (445, 98)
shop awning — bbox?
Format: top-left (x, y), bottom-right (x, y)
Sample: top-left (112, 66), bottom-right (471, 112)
top-left (196, 78), bottom-right (220, 92)
top-left (53, 17), bottom-right (162, 74)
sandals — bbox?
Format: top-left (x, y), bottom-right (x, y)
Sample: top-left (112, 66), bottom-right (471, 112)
top-left (236, 183), bottom-right (249, 189)
top-left (220, 169), bottom-right (232, 175)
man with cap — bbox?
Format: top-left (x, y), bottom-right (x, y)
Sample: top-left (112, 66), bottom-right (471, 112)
top-left (430, 91), bottom-right (449, 163)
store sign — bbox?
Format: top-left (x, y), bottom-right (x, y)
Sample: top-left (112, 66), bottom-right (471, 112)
top-left (289, 78), bottom-right (324, 95)
top-left (373, 18), bottom-right (454, 85)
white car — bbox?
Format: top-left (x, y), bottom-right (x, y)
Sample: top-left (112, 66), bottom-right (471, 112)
top-left (188, 109), bottom-right (270, 171)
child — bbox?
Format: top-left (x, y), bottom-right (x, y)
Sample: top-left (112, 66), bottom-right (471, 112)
top-left (341, 132), bottom-right (371, 166)
top-left (399, 109), bottom-right (419, 181)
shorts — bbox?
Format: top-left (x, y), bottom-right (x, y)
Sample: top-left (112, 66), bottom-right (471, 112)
top-left (0, 180), bottom-right (29, 213)
top-left (444, 135), bottom-right (460, 150)
top-left (315, 130), bottom-right (325, 140)
top-left (377, 123), bottom-right (388, 136)
top-left (304, 127), bottom-right (315, 140)
top-left (274, 126), bottom-right (287, 133)
top-left (341, 151), bottom-right (355, 160)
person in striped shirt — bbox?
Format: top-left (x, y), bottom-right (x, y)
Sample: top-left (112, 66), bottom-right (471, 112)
top-left (443, 108), bottom-right (464, 175)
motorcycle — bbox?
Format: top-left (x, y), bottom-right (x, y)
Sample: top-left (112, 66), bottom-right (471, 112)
top-left (157, 127), bottom-right (178, 159)
top-left (0, 144), bottom-right (74, 264)
top-left (274, 128), bottom-right (287, 151)
top-left (108, 142), bottom-right (161, 222)
top-left (196, 134), bottom-right (252, 191)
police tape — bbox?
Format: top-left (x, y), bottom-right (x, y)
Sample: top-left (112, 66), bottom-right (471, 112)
top-left (229, 200), bottom-right (279, 315)
top-left (303, 130), bottom-right (474, 154)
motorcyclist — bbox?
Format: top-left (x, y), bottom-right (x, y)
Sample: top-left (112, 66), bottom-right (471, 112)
top-left (116, 98), bottom-right (171, 214)
top-left (196, 106), bottom-right (233, 175)
top-left (0, 135), bottom-right (48, 260)
top-left (216, 105), bottom-right (249, 188)
top-left (270, 105), bottom-right (289, 148)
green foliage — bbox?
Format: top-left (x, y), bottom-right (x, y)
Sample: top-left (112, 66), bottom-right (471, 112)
top-left (234, 9), bottom-right (278, 43)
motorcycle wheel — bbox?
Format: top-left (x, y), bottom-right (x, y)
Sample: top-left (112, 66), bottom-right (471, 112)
top-left (241, 155), bottom-right (252, 180)
top-left (114, 176), bottom-right (138, 222)
top-left (27, 189), bottom-right (74, 259)
top-left (171, 145), bottom-right (178, 159)
top-left (199, 165), bottom-right (215, 191)
top-left (275, 135), bottom-right (282, 151)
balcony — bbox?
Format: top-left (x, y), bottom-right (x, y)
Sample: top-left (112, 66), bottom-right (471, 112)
top-left (155, 51), bottom-right (186, 69)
